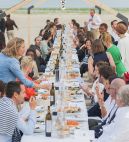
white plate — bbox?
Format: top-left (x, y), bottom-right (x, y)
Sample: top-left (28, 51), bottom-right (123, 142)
top-left (38, 89), bottom-right (48, 94)
top-left (35, 106), bottom-right (44, 112)
top-left (34, 125), bottom-right (45, 133)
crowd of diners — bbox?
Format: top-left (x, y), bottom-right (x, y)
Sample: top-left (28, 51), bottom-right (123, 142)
top-left (0, 8), bottom-right (129, 142)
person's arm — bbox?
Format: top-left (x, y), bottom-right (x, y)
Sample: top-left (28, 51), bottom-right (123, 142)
top-left (88, 56), bottom-right (94, 76)
top-left (106, 52), bottom-right (116, 71)
top-left (9, 58), bottom-right (34, 87)
top-left (96, 85), bottom-right (107, 118)
top-left (13, 20), bottom-right (18, 29)
top-left (17, 97), bottom-right (36, 135)
top-left (118, 40), bottom-right (126, 64)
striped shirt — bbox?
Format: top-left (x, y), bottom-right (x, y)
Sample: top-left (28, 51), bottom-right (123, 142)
top-left (0, 97), bottom-right (18, 137)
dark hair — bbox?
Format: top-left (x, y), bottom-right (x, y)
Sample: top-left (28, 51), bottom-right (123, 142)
top-left (95, 61), bottom-right (108, 69)
top-left (43, 30), bottom-right (51, 40)
top-left (26, 48), bottom-right (37, 60)
top-left (0, 80), bottom-right (5, 98)
top-left (100, 23), bottom-right (108, 30)
top-left (6, 81), bottom-right (21, 98)
top-left (90, 9), bottom-right (95, 13)
top-left (46, 19), bottom-right (50, 23)
top-left (85, 31), bottom-right (94, 42)
top-left (6, 14), bottom-right (10, 18)
top-left (54, 18), bottom-right (58, 23)
top-left (71, 19), bottom-right (76, 25)
top-left (45, 22), bottom-right (55, 31)
top-left (85, 38), bottom-right (92, 45)
top-left (92, 39), bottom-right (105, 54)
top-left (74, 22), bottom-right (80, 29)
top-left (111, 20), bottom-right (117, 26)
top-left (34, 36), bottom-right (41, 42)
top-left (99, 65), bottom-right (116, 80)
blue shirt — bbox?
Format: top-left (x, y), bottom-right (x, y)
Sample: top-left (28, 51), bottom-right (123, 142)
top-left (0, 53), bottom-right (34, 87)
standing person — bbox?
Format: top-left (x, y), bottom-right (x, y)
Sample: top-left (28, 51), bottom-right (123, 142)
top-left (0, 9), bottom-right (6, 51)
top-left (101, 32), bottom-right (126, 77)
top-left (88, 9), bottom-right (102, 39)
top-left (0, 37), bottom-right (39, 88)
top-left (54, 18), bottom-right (62, 30)
top-left (5, 14), bottom-right (18, 40)
top-left (110, 20), bottom-right (119, 45)
top-left (116, 21), bottom-right (129, 71)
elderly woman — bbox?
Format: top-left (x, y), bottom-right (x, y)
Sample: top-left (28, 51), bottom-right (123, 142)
top-left (88, 39), bottom-right (116, 77)
top-left (0, 37), bottom-right (39, 88)
top-left (101, 32), bottom-right (126, 77)
top-left (96, 85), bottom-right (129, 142)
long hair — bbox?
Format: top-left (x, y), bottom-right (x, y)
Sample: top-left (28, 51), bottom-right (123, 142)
top-left (1, 37), bottom-right (24, 58)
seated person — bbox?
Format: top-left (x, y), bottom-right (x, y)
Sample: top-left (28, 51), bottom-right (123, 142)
top-left (0, 81), bottom-right (36, 141)
top-left (78, 39), bottom-right (92, 77)
top-left (96, 85), bottom-right (129, 142)
top-left (41, 30), bottom-right (53, 62)
top-left (20, 56), bottom-right (36, 100)
top-left (26, 48), bottom-right (39, 79)
top-left (29, 36), bottom-right (46, 72)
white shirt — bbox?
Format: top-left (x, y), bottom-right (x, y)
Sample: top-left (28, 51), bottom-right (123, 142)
top-left (118, 35), bottom-right (129, 71)
top-left (95, 107), bottom-right (129, 142)
top-left (0, 109), bottom-right (36, 142)
top-left (88, 14), bottom-right (102, 30)
top-left (91, 78), bottom-right (104, 103)
top-left (110, 29), bottom-right (119, 42)
top-left (103, 96), bottom-right (116, 120)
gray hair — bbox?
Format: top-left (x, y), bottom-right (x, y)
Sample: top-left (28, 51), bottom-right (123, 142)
top-left (117, 85), bottom-right (129, 106)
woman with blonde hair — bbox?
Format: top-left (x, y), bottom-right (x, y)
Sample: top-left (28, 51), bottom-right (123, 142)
top-left (0, 37), bottom-right (39, 88)
top-left (20, 56), bottom-right (36, 100)
top-left (101, 32), bottom-right (126, 77)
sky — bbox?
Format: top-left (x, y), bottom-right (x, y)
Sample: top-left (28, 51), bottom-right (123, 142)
top-left (0, 0), bottom-right (129, 8)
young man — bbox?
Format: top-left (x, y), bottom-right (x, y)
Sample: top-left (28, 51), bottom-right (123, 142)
top-left (0, 81), bottom-right (36, 142)
top-left (5, 14), bottom-right (18, 40)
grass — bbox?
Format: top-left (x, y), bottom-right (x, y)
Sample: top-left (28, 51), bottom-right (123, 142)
top-left (5, 8), bottom-right (129, 15)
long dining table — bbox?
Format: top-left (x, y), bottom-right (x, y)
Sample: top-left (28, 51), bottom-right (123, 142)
top-left (21, 26), bottom-right (92, 142)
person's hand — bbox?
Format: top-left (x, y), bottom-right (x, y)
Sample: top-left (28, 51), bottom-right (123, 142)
top-left (35, 49), bottom-right (41, 57)
top-left (29, 96), bottom-right (37, 110)
top-left (34, 83), bottom-right (40, 89)
top-left (80, 83), bottom-right (88, 92)
top-left (41, 83), bottom-right (51, 90)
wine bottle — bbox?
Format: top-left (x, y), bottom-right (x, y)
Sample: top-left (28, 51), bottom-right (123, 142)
top-left (45, 106), bottom-right (52, 137)
top-left (50, 83), bottom-right (55, 106)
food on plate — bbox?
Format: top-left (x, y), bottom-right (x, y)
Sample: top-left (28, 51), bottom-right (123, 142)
top-left (67, 120), bottom-right (79, 127)
top-left (64, 106), bottom-right (81, 113)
